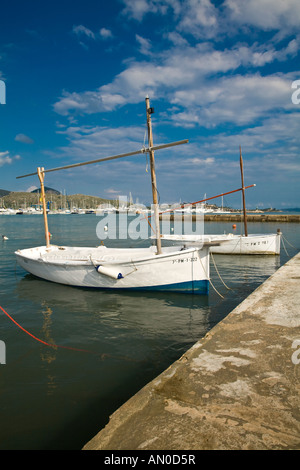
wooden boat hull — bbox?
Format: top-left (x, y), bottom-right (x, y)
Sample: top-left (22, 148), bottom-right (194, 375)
top-left (159, 233), bottom-right (281, 255)
top-left (15, 245), bottom-right (210, 294)
top-left (209, 233), bottom-right (281, 255)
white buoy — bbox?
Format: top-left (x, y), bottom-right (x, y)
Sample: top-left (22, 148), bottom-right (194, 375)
top-left (2, 235), bottom-right (8, 240)
top-left (96, 265), bottom-right (123, 279)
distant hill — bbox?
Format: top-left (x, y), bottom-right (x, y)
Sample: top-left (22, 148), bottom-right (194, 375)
top-left (0, 189), bottom-right (11, 197)
top-left (1, 191), bottom-right (114, 210)
top-left (31, 186), bottom-right (61, 195)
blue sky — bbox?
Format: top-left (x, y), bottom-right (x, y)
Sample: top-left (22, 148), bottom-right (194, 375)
top-left (0, 0), bottom-right (299, 209)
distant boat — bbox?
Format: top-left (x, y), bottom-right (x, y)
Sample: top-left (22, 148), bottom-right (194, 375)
top-left (157, 147), bottom-right (281, 256)
top-left (157, 232), bottom-right (281, 255)
top-left (15, 97), bottom-right (220, 295)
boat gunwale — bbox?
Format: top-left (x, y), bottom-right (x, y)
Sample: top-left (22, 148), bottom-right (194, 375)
top-left (15, 244), bottom-right (208, 267)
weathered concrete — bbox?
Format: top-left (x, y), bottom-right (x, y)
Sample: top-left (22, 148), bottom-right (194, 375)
top-left (83, 253), bottom-right (300, 450)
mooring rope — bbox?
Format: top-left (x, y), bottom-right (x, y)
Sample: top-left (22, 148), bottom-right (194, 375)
top-left (282, 234), bottom-right (297, 250)
top-left (0, 305), bottom-right (93, 353)
top-left (0, 305), bottom-right (144, 362)
top-left (198, 256), bottom-right (225, 299)
top-left (281, 236), bottom-right (289, 256)
top-left (210, 252), bottom-right (231, 290)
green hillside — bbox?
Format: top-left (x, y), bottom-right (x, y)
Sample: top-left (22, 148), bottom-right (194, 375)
top-left (0, 189), bottom-right (11, 197)
top-left (0, 191), bottom-right (115, 210)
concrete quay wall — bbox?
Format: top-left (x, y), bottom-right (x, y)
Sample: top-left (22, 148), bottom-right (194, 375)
top-left (83, 252), bottom-right (300, 451)
top-left (204, 213), bottom-right (300, 223)
top-left (164, 213), bottom-right (300, 223)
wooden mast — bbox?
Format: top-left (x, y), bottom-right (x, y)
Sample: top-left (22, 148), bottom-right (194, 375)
top-left (145, 95), bottom-right (162, 255)
top-left (239, 146), bottom-right (248, 237)
top-left (37, 167), bottom-right (50, 248)
top-left (17, 99), bottom-right (188, 252)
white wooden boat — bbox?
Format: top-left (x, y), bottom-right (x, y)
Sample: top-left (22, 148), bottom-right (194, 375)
top-left (14, 97), bottom-right (216, 295)
top-left (15, 244), bottom-right (212, 294)
top-left (157, 232), bottom-right (281, 255)
top-left (210, 233), bottom-right (281, 255)
top-left (157, 147), bottom-right (281, 255)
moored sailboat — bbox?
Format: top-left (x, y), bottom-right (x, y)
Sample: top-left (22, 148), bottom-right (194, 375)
top-left (158, 232), bottom-right (281, 255)
top-left (157, 147), bottom-right (281, 255)
top-left (15, 97), bottom-right (219, 294)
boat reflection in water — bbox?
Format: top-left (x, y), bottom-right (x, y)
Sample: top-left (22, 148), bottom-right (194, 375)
top-left (15, 250), bottom-right (280, 364)
top-left (15, 273), bottom-right (212, 365)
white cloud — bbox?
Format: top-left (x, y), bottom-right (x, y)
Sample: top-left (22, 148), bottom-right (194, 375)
top-left (121, 0), bottom-right (300, 41)
top-left (121, 0), bottom-right (180, 21)
top-left (121, 0), bottom-right (154, 21)
top-left (0, 151), bottom-right (21, 167)
top-left (99, 28), bottom-right (113, 39)
top-left (170, 73), bottom-right (296, 127)
top-left (54, 38), bottom-right (299, 121)
top-left (54, 125), bottom-right (146, 160)
top-left (177, 0), bottom-right (219, 38)
top-left (166, 31), bottom-right (189, 47)
top-left (15, 133), bottom-right (34, 144)
top-left (136, 34), bottom-right (152, 55)
top-left (72, 25), bottom-right (95, 40)
top-left (224, 0), bottom-right (300, 31)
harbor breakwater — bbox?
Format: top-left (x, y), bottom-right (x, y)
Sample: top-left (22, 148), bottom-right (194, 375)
top-left (162, 213), bottom-right (300, 223)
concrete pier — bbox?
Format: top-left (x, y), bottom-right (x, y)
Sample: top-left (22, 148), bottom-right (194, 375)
top-left (83, 253), bottom-right (300, 451)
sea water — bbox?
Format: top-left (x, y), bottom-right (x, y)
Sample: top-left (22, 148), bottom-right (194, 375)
top-left (0, 213), bottom-right (299, 449)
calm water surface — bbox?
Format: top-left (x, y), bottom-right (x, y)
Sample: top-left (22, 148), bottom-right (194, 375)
top-left (0, 214), bottom-right (299, 449)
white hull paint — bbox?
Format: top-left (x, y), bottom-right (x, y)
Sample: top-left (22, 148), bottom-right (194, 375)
top-left (159, 233), bottom-right (281, 255)
top-left (210, 233), bottom-right (281, 255)
top-left (15, 245), bottom-right (210, 294)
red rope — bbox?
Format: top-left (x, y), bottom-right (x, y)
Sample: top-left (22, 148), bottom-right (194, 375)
top-left (0, 305), bottom-right (92, 354)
